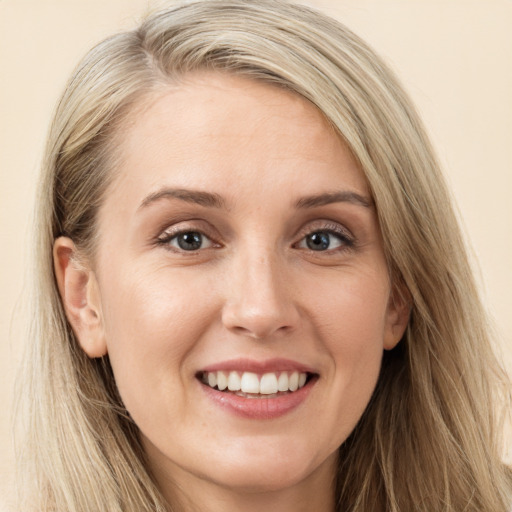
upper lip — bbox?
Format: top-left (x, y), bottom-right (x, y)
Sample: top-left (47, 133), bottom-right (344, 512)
top-left (199, 358), bottom-right (317, 375)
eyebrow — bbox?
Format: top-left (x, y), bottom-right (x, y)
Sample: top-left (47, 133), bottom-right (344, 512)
top-left (139, 188), bottom-right (226, 210)
top-left (295, 191), bottom-right (373, 209)
top-left (139, 187), bottom-right (373, 211)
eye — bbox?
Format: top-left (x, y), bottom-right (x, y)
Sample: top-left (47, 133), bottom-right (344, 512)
top-left (296, 229), bottom-right (352, 252)
top-left (159, 230), bottom-right (214, 251)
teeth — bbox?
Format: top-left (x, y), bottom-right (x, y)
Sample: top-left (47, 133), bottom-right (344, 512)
top-left (260, 373), bottom-right (278, 394)
top-left (203, 370), bottom-right (309, 395)
top-left (289, 371), bottom-right (299, 392)
top-left (217, 371), bottom-right (228, 390)
top-left (241, 372), bottom-right (260, 393)
top-left (277, 372), bottom-right (289, 392)
top-left (208, 372), bottom-right (217, 388)
top-left (227, 371), bottom-right (241, 391)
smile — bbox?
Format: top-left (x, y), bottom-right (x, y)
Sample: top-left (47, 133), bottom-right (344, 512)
top-left (197, 360), bottom-right (318, 419)
top-left (200, 370), bottom-right (309, 397)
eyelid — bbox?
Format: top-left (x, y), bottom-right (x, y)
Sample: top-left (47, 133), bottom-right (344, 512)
top-left (153, 219), bottom-right (355, 253)
top-left (296, 220), bottom-right (354, 240)
top-left (155, 221), bottom-right (221, 250)
top-left (293, 220), bottom-right (356, 251)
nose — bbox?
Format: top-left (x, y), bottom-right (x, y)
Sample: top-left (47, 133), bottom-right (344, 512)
top-left (221, 249), bottom-right (301, 340)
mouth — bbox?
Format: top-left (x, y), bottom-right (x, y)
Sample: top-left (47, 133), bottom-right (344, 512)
top-left (197, 370), bottom-right (314, 398)
top-left (196, 358), bottom-right (319, 419)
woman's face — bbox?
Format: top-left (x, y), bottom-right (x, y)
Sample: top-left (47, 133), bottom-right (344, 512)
top-left (61, 73), bottom-right (408, 500)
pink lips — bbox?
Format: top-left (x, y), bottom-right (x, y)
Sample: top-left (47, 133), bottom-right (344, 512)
top-left (200, 357), bottom-right (316, 374)
top-left (198, 358), bottom-right (318, 420)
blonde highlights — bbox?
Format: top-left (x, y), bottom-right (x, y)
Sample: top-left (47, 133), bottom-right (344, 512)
top-left (16, 1), bottom-right (511, 510)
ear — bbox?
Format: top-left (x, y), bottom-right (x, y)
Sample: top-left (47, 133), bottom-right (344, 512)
top-left (383, 282), bottom-right (411, 351)
top-left (53, 237), bottom-right (107, 358)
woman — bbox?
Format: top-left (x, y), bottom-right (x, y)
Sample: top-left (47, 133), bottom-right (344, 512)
top-left (14, 0), bottom-right (511, 510)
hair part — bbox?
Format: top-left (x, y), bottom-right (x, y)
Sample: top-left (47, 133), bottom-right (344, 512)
top-left (15, 1), bottom-right (511, 510)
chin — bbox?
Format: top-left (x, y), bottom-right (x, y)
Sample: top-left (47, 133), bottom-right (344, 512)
top-left (208, 465), bottom-right (311, 494)
top-left (198, 440), bottom-right (337, 494)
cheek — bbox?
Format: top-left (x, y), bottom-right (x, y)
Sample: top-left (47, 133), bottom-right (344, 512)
top-left (98, 265), bottom-right (217, 415)
top-left (310, 267), bottom-right (390, 348)
top-left (309, 270), bottom-right (389, 429)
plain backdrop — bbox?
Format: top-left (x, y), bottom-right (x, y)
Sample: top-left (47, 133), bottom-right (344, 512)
top-left (1, 0), bottom-right (511, 491)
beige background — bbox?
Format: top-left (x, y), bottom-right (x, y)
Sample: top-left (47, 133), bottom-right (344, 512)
top-left (1, 0), bottom-right (511, 492)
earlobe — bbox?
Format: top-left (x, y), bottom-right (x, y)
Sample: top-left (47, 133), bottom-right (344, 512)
top-left (53, 237), bottom-right (107, 358)
top-left (383, 284), bottom-right (411, 351)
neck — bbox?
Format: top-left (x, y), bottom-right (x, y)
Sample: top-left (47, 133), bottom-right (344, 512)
top-left (153, 453), bottom-right (338, 512)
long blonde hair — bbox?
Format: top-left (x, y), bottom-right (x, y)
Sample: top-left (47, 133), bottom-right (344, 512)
top-left (15, 1), bottom-right (511, 510)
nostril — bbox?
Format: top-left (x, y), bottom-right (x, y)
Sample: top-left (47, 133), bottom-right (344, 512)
top-left (222, 303), bottom-right (299, 339)
top-left (232, 323), bottom-right (293, 340)
top-left (221, 271), bottom-right (301, 338)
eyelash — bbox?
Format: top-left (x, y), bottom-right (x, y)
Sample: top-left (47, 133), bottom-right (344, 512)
top-left (294, 223), bottom-right (355, 253)
top-left (156, 226), bottom-right (218, 252)
top-left (155, 222), bottom-right (355, 254)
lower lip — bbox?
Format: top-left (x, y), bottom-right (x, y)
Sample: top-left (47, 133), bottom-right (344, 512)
top-left (199, 377), bottom-right (317, 420)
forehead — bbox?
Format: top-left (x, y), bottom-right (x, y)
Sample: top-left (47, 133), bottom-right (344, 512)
top-left (105, 72), bottom-right (368, 211)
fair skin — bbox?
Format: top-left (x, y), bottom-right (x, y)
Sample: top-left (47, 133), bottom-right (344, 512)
top-left (54, 73), bottom-right (409, 512)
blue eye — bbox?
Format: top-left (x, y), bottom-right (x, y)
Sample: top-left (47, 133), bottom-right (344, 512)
top-left (166, 231), bottom-right (213, 251)
top-left (298, 230), bottom-right (350, 251)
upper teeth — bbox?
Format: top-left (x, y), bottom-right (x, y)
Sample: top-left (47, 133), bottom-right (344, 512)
top-left (203, 371), bottom-right (308, 395)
